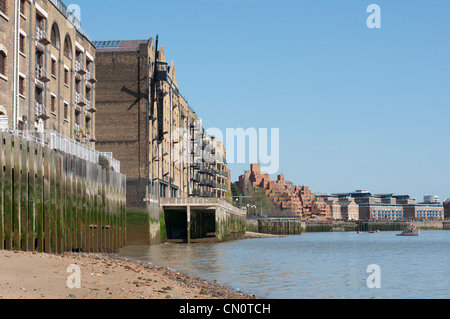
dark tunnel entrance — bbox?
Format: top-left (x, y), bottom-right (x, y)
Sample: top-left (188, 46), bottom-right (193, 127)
top-left (164, 209), bottom-right (216, 243)
top-left (165, 210), bottom-right (188, 242)
top-left (190, 210), bottom-right (216, 240)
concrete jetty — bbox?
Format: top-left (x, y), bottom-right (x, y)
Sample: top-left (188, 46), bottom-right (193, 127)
top-left (160, 198), bottom-right (247, 243)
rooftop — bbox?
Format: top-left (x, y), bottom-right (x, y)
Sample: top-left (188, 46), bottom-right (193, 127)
top-left (49, 0), bottom-right (92, 42)
top-left (373, 193), bottom-right (394, 198)
top-left (93, 39), bottom-right (150, 52)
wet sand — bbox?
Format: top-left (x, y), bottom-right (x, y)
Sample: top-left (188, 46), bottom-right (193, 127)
top-left (242, 232), bottom-right (283, 239)
top-left (0, 250), bottom-right (258, 300)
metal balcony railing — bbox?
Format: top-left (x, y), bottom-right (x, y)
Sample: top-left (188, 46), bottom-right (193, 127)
top-left (86, 70), bottom-right (96, 83)
top-left (35, 101), bottom-right (49, 120)
top-left (35, 63), bottom-right (50, 83)
top-left (75, 60), bottom-right (86, 75)
top-left (36, 25), bottom-right (50, 45)
top-left (48, 0), bottom-right (92, 41)
top-left (0, 115), bottom-right (8, 131)
top-left (86, 99), bottom-right (93, 111)
top-left (75, 91), bottom-right (86, 106)
top-left (9, 129), bottom-right (120, 173)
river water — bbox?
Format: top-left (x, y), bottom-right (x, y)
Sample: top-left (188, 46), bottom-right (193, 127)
top-left (118, 231), bottom-right (450, 299)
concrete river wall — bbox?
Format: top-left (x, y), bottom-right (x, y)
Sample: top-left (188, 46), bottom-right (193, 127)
top-left (258, 219), bottom-right (304, 235)
top-left (253, 219), bottom-right (449, 235)
top-left (0, 131), bottom-right (127, 253)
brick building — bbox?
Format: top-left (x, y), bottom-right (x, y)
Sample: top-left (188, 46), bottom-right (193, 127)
top-left (237, 164), bottom-right (317, 218)
top-left (311, 197), bottom-right (332, 220)
top-left (93, 37), bottom-right (230, 213)
top-left (0, 0), bottom-right (96, 141)
top-left (444, 199), bottom-right (450, 220)
top-left (237, 164), bottom-right (271, 192)
top-left (334, 191), bottom-right (444, 221)
top-left (316, 194), bottom-right (358, 221)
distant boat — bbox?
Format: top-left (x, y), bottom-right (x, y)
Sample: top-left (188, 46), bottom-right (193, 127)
top-left (397, 226), bottom-right (420, 237)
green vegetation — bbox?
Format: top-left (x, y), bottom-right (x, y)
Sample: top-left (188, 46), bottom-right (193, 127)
top-left (159, 210), bottom-right (167, 242)
top-left (98, 155), bottom-right (110, 171)
top-left (240, 186), bottom-right (288, 217)
top-left (231, 182), bottom-right (241, 199)
top-left (126, 209), bottom-right (150, 226)
top-left (225, 180), bottom-right (233, 203)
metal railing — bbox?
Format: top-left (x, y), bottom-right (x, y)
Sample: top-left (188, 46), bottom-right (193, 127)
top-left (86, 70), bottom-right (92, 81)
top-left (35, 63), bottom-right (48, 81)
top-left (35, 24), bottom-right (47, 43)
top-left (48, 0), bottom-right (92, 41)
top-left (74, 91), bottom-right (85, 105)
top-left (75, 60), bottom-right (85, 74)
top-left (35, 101), bottom-right (45, 117)
top-left (9, 129), bottom-right (120, 173)
top-left (0, 115), bottom-right (8, 131)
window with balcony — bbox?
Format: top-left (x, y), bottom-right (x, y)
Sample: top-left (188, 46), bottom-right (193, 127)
top-left (86, 87), bottom-right (91, 109)
top-left (75, 50), bottom-right (85, 74)
top-left (34, 87), bottom-right (48, 120)
top-left (35, 88), bottom-right (42, 103)
top-left (86, 59), bottom-right (92, 73)
top-left (75, 109), bottom-right (80, 127)
top-left (35, 49), bottom-right (49, 82)
top-left (75, 79), bottom-right (85, 107)
top-left (36, 14), bottom-right (49, 46)
top-left (85, 59), bottom-right (96, 83)
top-left (85, 116), bottom-right (91, 132)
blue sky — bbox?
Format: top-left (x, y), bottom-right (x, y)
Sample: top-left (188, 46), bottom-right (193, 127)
top-left (75, 0), bottom-right (450, 201)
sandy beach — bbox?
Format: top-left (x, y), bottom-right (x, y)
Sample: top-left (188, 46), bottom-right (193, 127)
top-left (0, 249), bottom-right (258, 300)
top-left (242, 232), bottom-right (283, 239)
top-left (0, 232), bottom-right (282, 300)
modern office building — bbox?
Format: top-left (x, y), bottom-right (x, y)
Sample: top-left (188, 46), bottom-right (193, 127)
top-left (333, 191), bottom-right (444, 221)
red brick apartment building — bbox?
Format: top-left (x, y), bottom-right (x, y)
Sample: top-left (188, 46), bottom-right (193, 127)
top-left (237, 164), bottom-right (322, 220)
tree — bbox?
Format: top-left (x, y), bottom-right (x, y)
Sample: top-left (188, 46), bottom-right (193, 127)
top-left (231, 183), bottom-right (241, 199)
